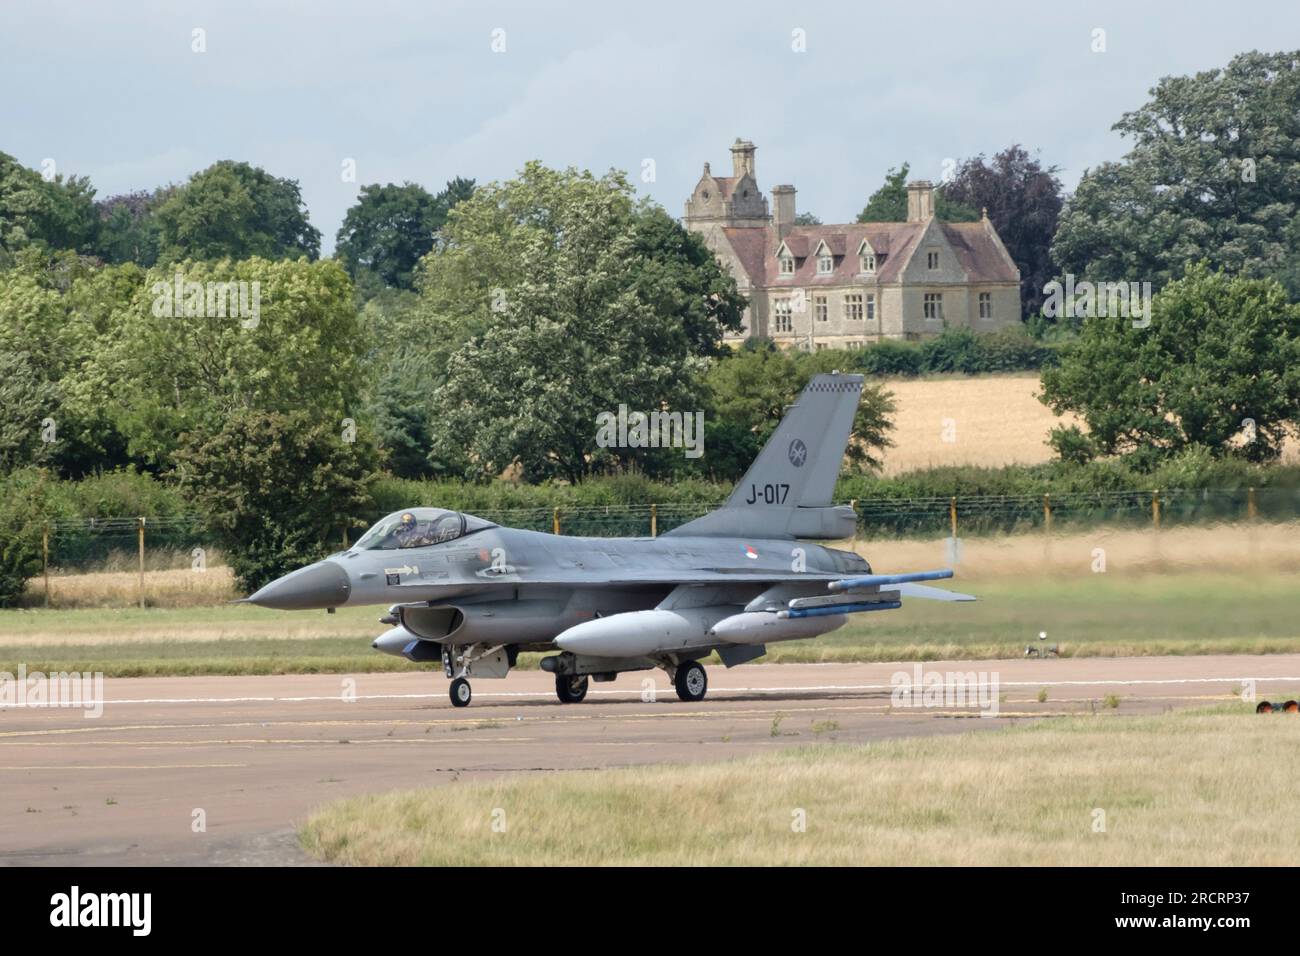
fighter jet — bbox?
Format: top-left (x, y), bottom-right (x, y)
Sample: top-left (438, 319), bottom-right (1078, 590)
top-left (245, 372), bottom-right (973, 707)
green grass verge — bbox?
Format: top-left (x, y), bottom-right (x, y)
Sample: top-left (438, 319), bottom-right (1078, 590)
top-left (300, 705), bottom-right (1296, 866)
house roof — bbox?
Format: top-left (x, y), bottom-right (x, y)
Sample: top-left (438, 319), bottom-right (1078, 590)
top-left (939, 222), bottom-right (1019, 283)
top-left (721, 227), bottom-right (771, 286)
top-left (718, 220), bottom-right (1017, 287)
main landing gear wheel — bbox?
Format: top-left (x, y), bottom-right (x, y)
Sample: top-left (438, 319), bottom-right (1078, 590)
top-left (449, 677), bottom-right (472, 708)
top-left (555, 674), bottom-right (589, 704)
top-left (675, 661), bottom-right (708, 702)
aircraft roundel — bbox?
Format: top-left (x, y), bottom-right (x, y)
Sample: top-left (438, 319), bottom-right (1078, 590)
top-left (789, 438), bottom-right (808, 468)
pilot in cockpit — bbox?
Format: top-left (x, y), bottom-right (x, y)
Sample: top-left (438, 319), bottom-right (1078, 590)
top-left (395, 512), bottom-right (425, 548)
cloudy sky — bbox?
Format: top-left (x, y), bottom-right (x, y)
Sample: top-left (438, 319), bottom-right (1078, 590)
top-left (3, 0), bottom-right (1295, 252)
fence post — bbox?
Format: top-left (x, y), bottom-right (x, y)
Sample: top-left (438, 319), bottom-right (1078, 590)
top-left (137, 516), bottom-right (146, 609)
top-left (650, 503), bottom-right (657, 538)
top-left (1151, 490), bottom-right (1161, 529)
top-left (949, 496), bottom-right (958, 540)
top-left (1043, 493), bottom-right (1052, 534)
top-left (42, 522), bottom-right (50, 608)
top-left (1247, 486), bottom-right (1257, 521)
top-left (552, 507), bottom-right (561, 535)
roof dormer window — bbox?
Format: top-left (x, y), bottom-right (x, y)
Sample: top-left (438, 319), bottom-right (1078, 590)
top-left (779, 255), bottom-right (794, 275)
top-left (856, 238), bottom-right (877, 275)
top-left (813, 240), bottom-right (834, 275)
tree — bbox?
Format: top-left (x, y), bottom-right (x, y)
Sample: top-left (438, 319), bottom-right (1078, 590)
top-left (92, 257), bottom-right (364, 468)
top-left (857, 163), bottom-right (978, 223)
top-left (628, 205), bottom-right (747, 359)
top-left (419, 162), bottom-right (745, 482)
top-left (0, 153), bottom-right (47, 255)
top-left (94, 189), bottom-right (169, 266)
top-left (176, 410), bottom-right (376, 592)
top-left (364, 351), bottom-right (443, 479)
top-left (1051, 51), bottom-right (1300, 297)
top-left (0, 468), bottom-right (52, 607)
top-left (0, 152), bottom-right (99, 257)
top-left (154, 161), bottom-right (320, 263)
top-left (942, 146), bottom-right (1064, 320)
top-left (0, 351), bottom-right (58, 472)
top-left (0, 254), bottom-right (141, 476)
top-left (1039, 264), bottom-right (1300, 463)
top-left (352, 287), bottom-right (455, 478)
top-left (336, 178), bottom-right (476, 293)
top-left (793, 211), bottom-right (822, 225)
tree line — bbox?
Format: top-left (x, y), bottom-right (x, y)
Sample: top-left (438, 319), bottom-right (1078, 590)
top-left (1, 48), bottom-right (1299, 597)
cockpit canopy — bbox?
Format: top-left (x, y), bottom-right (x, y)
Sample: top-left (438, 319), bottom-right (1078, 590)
top-left (354, 508), bottom-right (495, 551)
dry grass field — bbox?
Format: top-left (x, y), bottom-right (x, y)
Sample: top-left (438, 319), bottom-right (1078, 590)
top-left (300, 706), bottom-right (1296, 866)
top-left (849, 520), bottom-right (1300, 579)
top-left (878, 374), bottom-right (1072, 474)
top-left (877, 373), bottom-right (1300, 474)
top-left (24, 566), bottom-right (240, 609)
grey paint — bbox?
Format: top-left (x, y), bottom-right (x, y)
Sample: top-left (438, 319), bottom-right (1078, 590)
top-left (245, 372), bottom-right (972, 705)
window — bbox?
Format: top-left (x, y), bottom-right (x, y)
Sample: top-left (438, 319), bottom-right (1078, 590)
top-left (866, 294), bottom-right (876, 321)
top-left (817, 254), bottom-right (833, 275)
top-left (923, 293), bottom-right (943, 321)
top-left (927, 251), bottom-right (939, 269)
top-left (860, 253), bottom-right (876, 273)
top-left (779, 255), bottom-right (795, 276)
top-left (774, 299), bottom-right (793, 333)
top-left (979, 292), bottom-right (992, 319)
top-left (814, 295), bottom-right (828, 322)
top-left (844, 294), bottom-right (863, 322)
top-left (356, 509), bottom-right (471, 551)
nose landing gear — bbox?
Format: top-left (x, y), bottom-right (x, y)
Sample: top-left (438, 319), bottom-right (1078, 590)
top-left (442, 643), bottom-right (512, 708)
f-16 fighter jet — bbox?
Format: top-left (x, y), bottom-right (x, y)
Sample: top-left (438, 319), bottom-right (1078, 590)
top-left (245, 372), bottom-right (973, 707)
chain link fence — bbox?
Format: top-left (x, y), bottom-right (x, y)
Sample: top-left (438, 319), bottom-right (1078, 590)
top-left (41, 486), bottom-right (1300, 571)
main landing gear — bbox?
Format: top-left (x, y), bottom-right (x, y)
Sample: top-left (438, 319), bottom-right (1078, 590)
top-left (449, 676), bottom-right (472, 707)
top-left (555, 674), bottom-right (589, 703)
top-left (673, 660), bottom-right (708, 702)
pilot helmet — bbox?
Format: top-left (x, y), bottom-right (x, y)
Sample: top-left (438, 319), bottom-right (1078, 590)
top-left (399, 512), bottom-right (416, 531)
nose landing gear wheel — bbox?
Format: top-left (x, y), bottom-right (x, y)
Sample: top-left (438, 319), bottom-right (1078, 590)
top-left (674, 661), bottom-right (708, 702)
top-left (449, 677), bottom-right (472, 707)
top-left (555, 674), bottom-right (589, 703)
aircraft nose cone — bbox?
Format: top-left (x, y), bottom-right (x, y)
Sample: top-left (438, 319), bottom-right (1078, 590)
top-left (246, 560), bottom-right (350, 610)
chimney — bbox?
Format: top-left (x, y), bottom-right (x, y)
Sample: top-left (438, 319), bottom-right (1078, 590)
top-left (906, 181), bottom-right (935, 223)
top-left (772, 185), bottom-right (796, 238)
top-left (731, 138), bottom-right (756, 178)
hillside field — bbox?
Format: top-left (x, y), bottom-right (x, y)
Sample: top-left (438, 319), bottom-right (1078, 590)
top-left (877, 373), bottom-right (1300, 474)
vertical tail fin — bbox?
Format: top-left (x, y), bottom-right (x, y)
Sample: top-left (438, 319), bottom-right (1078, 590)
top-left (668, 372), bottom-right (863, 539)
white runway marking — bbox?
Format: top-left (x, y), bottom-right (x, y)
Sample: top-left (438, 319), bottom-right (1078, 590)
top-left (1, 674), bottom-right (1295, 709)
